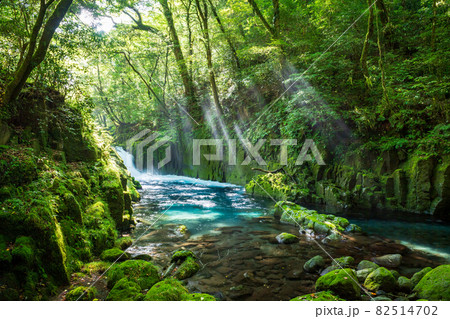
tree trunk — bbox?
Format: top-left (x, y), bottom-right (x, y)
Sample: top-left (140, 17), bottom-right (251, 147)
top-left (195, 0), bottom-right (224, 117)
top-left (158, 0), bottom-right (199, 120)
top-left (207, 0), bottom-right (241, 69)
top-left (3, 0), bottom-right (73, 105)
top-left (360, 0), bottom-right (374, 86)
top-left (431, 0), bottom-right (437, 51)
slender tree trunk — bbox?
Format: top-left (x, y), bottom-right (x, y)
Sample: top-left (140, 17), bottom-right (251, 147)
top-left (247, 0), bottom-right (276, 37)
top-left (195, 0), bottom-right (224, 116)
top-left (360, 0), bottom-right (374, 86)
top-left (159, 0), bottom-right (199, 120)
top-left (431, 0), bottom-right (437, 51)
top-left (376, 9), bottom-right (389, 106)
top-left (3, 0), bottom-right (73, 105)
top-left (207, 0), bottom-right (241, 69)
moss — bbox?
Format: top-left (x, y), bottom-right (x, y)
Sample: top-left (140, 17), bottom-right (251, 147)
top-left (0, 147), bottom-right (38, 187)
top-left (274, 201), bottom-right (355, 235)
top-left (65, 286), bottom-right (97, 301)
top-left (332, 256), bottom-right (354, 268)
top-left (11, 236), bottom-right (35, 267)
top-left (315, 268), bottom-right (360, 300)
top-left (398, 276), bottom-right (412, 292)
top-left (107, 260), bottom-right (160, 290)
top-left (106, 278), bottom-right (143, 301)
top-left (58, 192), bottom-right (83, 224)
top-left (144, 278), bottom-right (188, 301)
top-left (182, 293), bottom-right (216, 301)
top-left (411, 267), bottom-right (432, 288)
top-left (364, 267), bottom-right (397, 292)
top-left (100, 248), bottom-right (130, 262)
top-left (83, 261), bottom-right (111, 276)
top-left (171, 250), bottom-right (196, 263)
top-left (275, 232), bottom-right (298, 244)
top-left (115, 237), bottom-right (133, 250)
top-left (291, 291), bottom-right (345, 301)
top-left (174, 256), bottom-right (200, 280)
top-left (100, 167), bottom-right (125, 226)
top-left (413, 265), bottom-right (450, 300)
top-left (85, 201), bottom-right (117, 255)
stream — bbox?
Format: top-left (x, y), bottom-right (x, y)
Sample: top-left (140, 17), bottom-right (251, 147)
top-left (116, 148), bottom-right (450, 301)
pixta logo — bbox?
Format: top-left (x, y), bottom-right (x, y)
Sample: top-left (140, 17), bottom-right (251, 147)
top-left (127, 130), bottom-right (171, 174)
top-left (193, 138), bottom-right (325, 166)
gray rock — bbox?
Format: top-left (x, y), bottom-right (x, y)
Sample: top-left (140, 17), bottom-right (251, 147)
top-left (356, 268), bottom-right (374, 282)
top-left (357, 260), bottom-right (379, 270)
top-left (303, 255), bottom-right (325, 273)
top-left (372, 254), bottom-right (402, 268)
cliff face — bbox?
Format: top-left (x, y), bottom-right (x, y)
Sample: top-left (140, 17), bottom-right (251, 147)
top-left (0, 89), bottom-right (139, 300)
top-left (130, 138), bottom-right (449, 221)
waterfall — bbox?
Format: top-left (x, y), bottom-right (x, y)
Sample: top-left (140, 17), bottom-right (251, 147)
top-left (115, 146), bottom-right (142, 178)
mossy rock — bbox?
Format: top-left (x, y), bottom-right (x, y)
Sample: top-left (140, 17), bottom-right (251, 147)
top-left (115, 237), bottom-right (133, 250)
top-left (356, 268), bottom-right (374, 283)
top-left (410, 267), bottom-right (432, 288)
top-left (144, 278), bottom-right (188, 301)
top-left (100, 248), bottom-right (130, 262)
top-left (398, 276), bottom-right (412, 293)
top-left (171, 250), bottom-right (196, 263)
top-left (11, 236), bottom-right (35, 266)
top-left (174, 256), bottom-right (200, 280)
top-left (275, 232), bottom-right (298, 244)
top-left (364, 267), bottom-right (397, 292)
top-left (304, 255), bottom-right (325, 273)
top-left (332, 256), bottom-right (354, 268)
top-left (274, 201), bottom-right (354, 235)
top-left (65, 286), bottom-right (97, 301)
top-left (182, 293), bottom-right (216, 301)
top-left (291, 291), bottom-right (345, 301)
top-left (357, 260), bottom-right (379, 271)
top-left (413, 265), bottom-right (450, 300)
top-left (315, 268), bottom-right (360, 300)
top-left (106, 278), bottom-right (143, 301)
top-left (107, 260), bottom-right (160, 290)
top-left (59, 192), bottom-right (83, 224)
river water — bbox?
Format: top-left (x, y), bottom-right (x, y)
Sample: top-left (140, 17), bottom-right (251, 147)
top-left (116, 147), bottom-right (449, 300)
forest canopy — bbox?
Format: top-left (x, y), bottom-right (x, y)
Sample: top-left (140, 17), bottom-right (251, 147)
top-left (0, 0), bottom-right (449, 157)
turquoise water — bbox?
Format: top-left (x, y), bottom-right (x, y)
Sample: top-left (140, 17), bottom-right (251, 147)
top-left (115, 147), bottom-right (449, 300)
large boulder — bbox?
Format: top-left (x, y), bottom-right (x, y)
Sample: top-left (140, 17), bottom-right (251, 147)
top-left (372, 254), bottom-right (402, 268)
top-left (144, 278), bottom-right (188, 301)
top-left (315, 268), bottom-right (360, 300)
top-left (364, 267), bottom-right (397, 292)
top-left (106, 278), bottom-right (143, 301)
top-left (304, 255), bottom-right (325, 273)
top-left (413, 265), bottom-right (450, 301)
